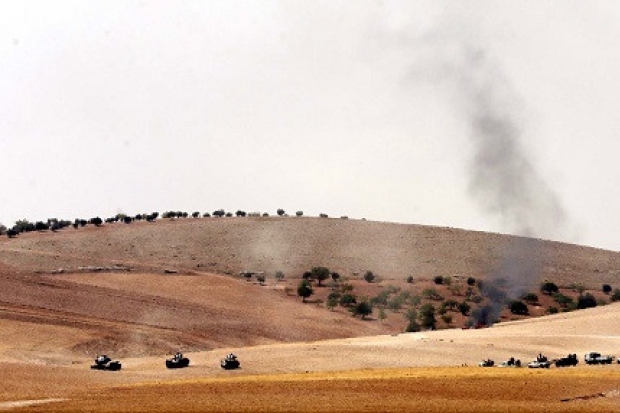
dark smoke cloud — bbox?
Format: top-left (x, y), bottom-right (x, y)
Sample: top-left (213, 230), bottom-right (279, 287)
top-left (452, 46), bottom-right (568, 324)
top-left (460, 48), bottom-right (567, 239)
top-left (394, 19), bottom-right (571, 324)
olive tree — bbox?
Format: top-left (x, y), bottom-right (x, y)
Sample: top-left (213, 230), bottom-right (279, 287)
top-left (297, 280), bottom-right (313, 302)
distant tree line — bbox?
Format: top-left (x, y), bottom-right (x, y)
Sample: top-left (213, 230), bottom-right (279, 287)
top-left (3, 208), bottom-right (343, 238)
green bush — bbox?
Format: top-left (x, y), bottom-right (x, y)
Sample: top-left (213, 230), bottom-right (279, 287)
top-left (422, 288), bottom-right (443, 301)
top-left (577, 293), bottom-right (597, 309)
top-left (553, 292), bottom-right (574, 308)
top-left (458, 301), bottom-right (471, 316)
top-left (350, 301), bottom-right (373, 319)
top-left (297, 280), bottom-right (313, 302)
top-left (611, 289), bottom-right (620, 302)
top-left (418, 303), bottom-right (437, 330)
top-left (509, 300), bottom-right (529, 315)
top-left (339, 293), bottom-right (357, 307)
top-left (441, 314), bottom-right (453, 325)
top-left (311, 267), bottom-right (331, 286)
top-left (405, 320), bottom-right (421, 333)
top-left (406, 276), bottom-right (414, 284)
top-left (521, 292), bottom-right (538, 303)
top-left (363, 271), bottom-right (376, 283)
top-left (540, 281), bottom-right (559, 295)
top-left (275, 271), bottom-right (285, 282)
top-left (547, 306), bottom-right (559, 314)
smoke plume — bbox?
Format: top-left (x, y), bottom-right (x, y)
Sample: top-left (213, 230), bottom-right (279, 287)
top-left (402, 21), bottom-right (570, 324)
top-left (456, 48), bottom-right (566, 239)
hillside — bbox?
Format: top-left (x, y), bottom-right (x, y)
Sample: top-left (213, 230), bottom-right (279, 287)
top-left (1, 216), bottom-right (620, 362)
top-left (2, 216), bottom-right (619, 286)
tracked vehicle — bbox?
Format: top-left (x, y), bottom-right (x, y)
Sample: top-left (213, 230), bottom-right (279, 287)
top-left (166, 352), bottom-right (190, 369)
top-left (91, 355), bottom-right (122, 371)
top-left (221, 353), bottom-right (240, 369)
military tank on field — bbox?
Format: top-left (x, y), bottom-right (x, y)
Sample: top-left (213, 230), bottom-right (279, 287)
top-left (91, 355), bottom-right (122, 371)
top-left (166, 352), bottom-right (190, 369)
top-left (555, 354), bottom-right (578, 367)
top-left (221, 353), bottom-right (240, 370)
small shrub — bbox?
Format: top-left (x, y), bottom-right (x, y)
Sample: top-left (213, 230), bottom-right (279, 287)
top-left (471, 295), bottom-right (484, 304)
top-left (509, 300), bottom-right (529, 315)
top-left (404, 307), bottom-right (417, 323)
top-left (378, 307), bottom-right (387, 322)
top-left (540, 281), bottom-right (559, 295)
top-left (422, 288), bottom-right (443, 301)
top-left (433, 275), bottom-right (444, 285)
top-left (406, 276), bottom-right (414, 284)
top-left (350, 301), bottom-right (373, 319)
top-left (408, 295), bottom-right (421, 307)
top-left (466, 277), bottom-right (476, 286)
top-left (441, 314), bottom-right (453, 325)
top-left (443, 299), bottom-right (459, 311)
top-left (405, 320), bottom-right (421, 333)
top-left (547, 306), bottom-right (559, 314)
top-left (521, 292), bottom-right (538, 303)
top-left (331, 272), bottom-right (341, 283)
top-left (603, 284), bottom-right (612, 294)
top-left (339, 293), bottom-right (357, 307)
top-left (553, 292), bottom-right (574, 308)
top-left (326, 296), bottom-right (338, 311)
top-left (363, 270), bottom-right (376, 283)
top-left (256, 274), bottom-right (266, 285)
top-left (297, 280), bottom-right (313, 302)
top-left (275, 271), bottom-right (285, 282)
top-left (277, 208), bottom-right (285, 216)
top-left (295, 211), bottom-right (303, 217)
top-left (577, 293), bottom-right (597, 309)
top-left (458, 301), bottom-right (471, 316)
top-left (418, 303), bottom-right (437, 330)
top-left (387, 296), bottom-right (404, 312)
top-left (611, 289), bottom-right (620, 302)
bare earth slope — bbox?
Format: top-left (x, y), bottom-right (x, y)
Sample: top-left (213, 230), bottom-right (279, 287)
top-left (2, 217), bottom-right (619, 286)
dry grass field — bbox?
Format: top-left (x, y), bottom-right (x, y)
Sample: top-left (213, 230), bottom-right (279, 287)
top-left (1, 216), bottom-right (620, 411)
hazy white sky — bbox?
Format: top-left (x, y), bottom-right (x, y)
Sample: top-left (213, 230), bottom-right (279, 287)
top-left (1, 1), bottom-right (619, 251)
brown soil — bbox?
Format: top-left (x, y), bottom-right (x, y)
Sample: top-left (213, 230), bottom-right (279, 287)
top-left (2, 217), bottom-right (620, 411)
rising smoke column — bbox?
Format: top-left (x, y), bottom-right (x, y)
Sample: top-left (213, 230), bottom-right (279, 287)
top-left (451, 46), bottom-right (567, 324)
top-left (457, 47), bottom-right (566, 239)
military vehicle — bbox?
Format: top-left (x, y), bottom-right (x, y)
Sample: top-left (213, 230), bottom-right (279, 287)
top-left (527, 354), bottom-right (551, 369)
top-left (221, 353), bottom-right (240, 369)
top-left (584, 352), bottom-right (613, 364)
top-left (555, 354), bottom-right (578, 367)
top-left (91, 355), bottom-right (122, 371)
top-left (498, 357), bottom-right (521, 367)
top-left (166, 352), bottom-right (190, 369)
